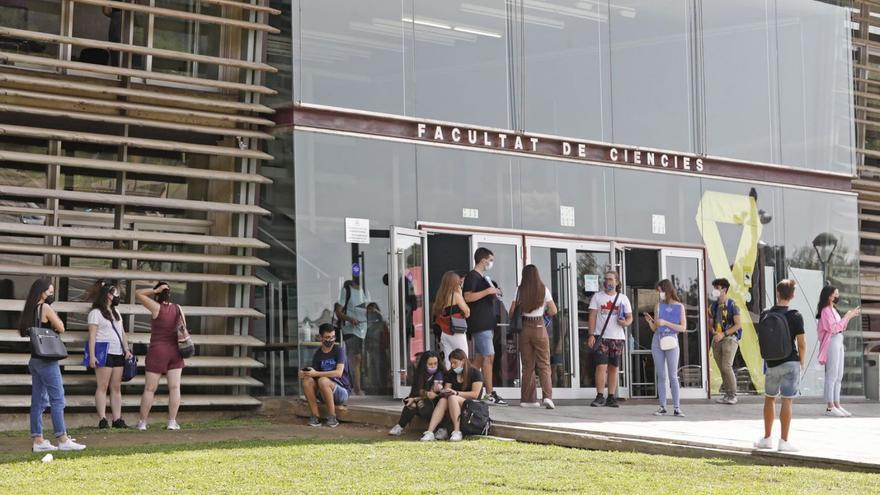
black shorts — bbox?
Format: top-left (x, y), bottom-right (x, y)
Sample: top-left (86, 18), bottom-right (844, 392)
top-left (343, 334), bottom-right (364, 356)
top-left (593, 339), bottom-right (624, 367)
top-left (103, 353), bottom-right (125, 368)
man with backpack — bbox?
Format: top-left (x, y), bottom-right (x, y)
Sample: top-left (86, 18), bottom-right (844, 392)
top-left (708, 278), bottom-right (743, 404)
top-left (334, 272), bottom-right (372, 396)
top-left (755, 279), bottom-right (806, 453)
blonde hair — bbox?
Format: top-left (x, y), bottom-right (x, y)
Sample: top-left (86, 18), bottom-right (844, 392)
top-left (433, 271), bottom-right (461, 320)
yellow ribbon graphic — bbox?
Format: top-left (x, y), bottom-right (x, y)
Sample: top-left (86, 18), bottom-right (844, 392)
top-left (696, 191), bottom-right (765, 393)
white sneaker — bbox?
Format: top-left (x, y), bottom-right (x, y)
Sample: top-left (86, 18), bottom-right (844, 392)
top-left (825, 408), bottom-right (846, 417)
top-left (519, 401), bottom-right (540, 408)
top-left (136, 420), bottom-right (147, 431)
top-left (542, 398), bottom-right (556, 410)
top-left (435, 428), bottom-right (449, 441)
top-left (32, 440), bottom-right (58, 453)
top-left (724, 396), bottom-right (738, 405)
top-left (167, 420), bottom-right (180, 430)
top-left (449, 431), bottom-right (463, 442)
top-left (58, 439), bottom-right (86, 451)
top-left (388, 424), bottom-right (404, 436)
top-left (837, 407), bottom-right (853, 417)
top-left (754, 437), bottom-right (774, 450)
top-left (778, 439), bottom-right (799, 453)
top-left (419, 431), bottom-right (435, 442)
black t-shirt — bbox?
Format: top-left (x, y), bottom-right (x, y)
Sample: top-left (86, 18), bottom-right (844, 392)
top-left (762, 305), bottom-right (805, 368)
top-left (462, 270), bottom-right (496, 333)
top-left (444, 367), bottom-right (484, 392)
top-left (410, 370), bottom-right (445, 398)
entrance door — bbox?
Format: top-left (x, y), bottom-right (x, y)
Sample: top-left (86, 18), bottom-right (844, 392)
top-left (525, 238), bottom-right (613, 398)
top-left (470, 234), bottom-right (523, 397)
top-left (661, 249), bottom-right (708, 398)
top-left (389, 227), bottom-right (428, 399)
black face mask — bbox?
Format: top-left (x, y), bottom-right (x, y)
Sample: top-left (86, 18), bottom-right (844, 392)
top-left (111, 296), bottom-right (120, 307)
top-left (44, 295), bottom-right (55, 306)
top-left (322, 339), bottom-right (335, 348)
top-left (832, 296), bottom-right (840, 304)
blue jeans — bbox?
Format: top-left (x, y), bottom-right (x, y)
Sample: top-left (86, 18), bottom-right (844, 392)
top-left (29, 357), bottom-right (67, 438)
top-left (651, 336), bottom-right (680, 409)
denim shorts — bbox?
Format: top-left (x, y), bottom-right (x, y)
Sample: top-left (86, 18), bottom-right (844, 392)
top-left (472, 330), bottom-right (495, 356)
top-left (318, 381), bottom-right (349, 405)
top-left (764, 361), bottom-right (800, 399)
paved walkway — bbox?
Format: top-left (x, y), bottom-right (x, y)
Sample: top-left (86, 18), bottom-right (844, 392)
top-left (342, 396), bottom-right (880, 470)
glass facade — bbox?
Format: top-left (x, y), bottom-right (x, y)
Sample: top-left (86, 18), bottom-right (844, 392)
top-left (263, 0), bottom-right (861, 398)
top-left (287, 0), bottom-right (854, 173)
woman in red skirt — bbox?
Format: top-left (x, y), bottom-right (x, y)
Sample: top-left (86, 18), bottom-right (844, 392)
top-left (135, 282), bottom-right (188, 430)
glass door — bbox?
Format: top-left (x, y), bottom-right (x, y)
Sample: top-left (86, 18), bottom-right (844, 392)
top-left (661, 249), bottom-right (708, 399)
top-left (389, 227), bottom-right (429, 399)
top-left (471, 234), bottom-right (523, 396)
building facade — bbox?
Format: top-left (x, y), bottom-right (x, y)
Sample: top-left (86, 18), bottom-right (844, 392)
top-left (0, 0), bottom-right (870, 419)
top-left (262, 0), bottom-right (865, 401)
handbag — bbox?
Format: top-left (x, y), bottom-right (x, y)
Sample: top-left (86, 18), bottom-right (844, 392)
top-left (450, 315), bottom-right (468, 334)
top-left (591, 292), bottom-right (621, 353)
top-left (175, 304), bottom-right (195, 358)
top-left (28, 304), bottom-right (68, 360)
top-left (82, 341), bottom-right (110, 368)
top-left (109, 319), bottom-right (138, 382)
top-left (509, 303), bottom-right (524, 334)
top-left (660, 336), bottom-right (678, 351)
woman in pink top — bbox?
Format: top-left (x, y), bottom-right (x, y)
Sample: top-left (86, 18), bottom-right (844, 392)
top-left (815, 285), bottom-right (860, 417)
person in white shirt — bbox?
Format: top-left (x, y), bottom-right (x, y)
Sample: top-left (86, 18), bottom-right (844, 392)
top-left (588, 271), bottom-right (633, 408)
top-left (335, 275), bottom-right (372, 396)
top-left (509, 265), bottom-right (558, 409)
top-left (87, 282), bottom-right (132, 429)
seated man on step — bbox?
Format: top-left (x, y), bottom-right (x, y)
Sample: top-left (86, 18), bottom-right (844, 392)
top-left (300, 324), bottom-right (352, 428)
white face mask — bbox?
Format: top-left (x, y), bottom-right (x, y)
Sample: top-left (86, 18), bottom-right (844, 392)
top-left (485, 260), bottom-right (494, 271)
top-left (710, 288), bottom-right (721, 300)
top-left (659, 292), bottom-right (666, 302)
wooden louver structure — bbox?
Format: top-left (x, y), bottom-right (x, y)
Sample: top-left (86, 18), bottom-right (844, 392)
top-left (0, 0), bottom-right (279, 411)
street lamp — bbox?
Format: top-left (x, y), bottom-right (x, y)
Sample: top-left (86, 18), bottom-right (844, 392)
top-left (812, 232), bottom-right (838, 285)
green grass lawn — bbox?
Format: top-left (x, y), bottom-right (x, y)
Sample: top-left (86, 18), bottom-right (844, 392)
top-left (1, 434), bottom-right (878, 495)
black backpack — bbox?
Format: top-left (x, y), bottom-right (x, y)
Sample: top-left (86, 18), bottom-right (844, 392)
top-left (459, 399), bottom-right (492, 436)
top-left (757, 310), bottom-right (793, 361)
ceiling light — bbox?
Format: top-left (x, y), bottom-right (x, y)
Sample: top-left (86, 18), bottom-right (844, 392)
top-left (452, 26), bottom-right (501, 38)
top-left (401, 17), bottom-right (452, 30)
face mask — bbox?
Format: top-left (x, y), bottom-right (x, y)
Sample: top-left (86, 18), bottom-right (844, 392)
top-left (322, 339), bottom-right (335, 348)
top-left (658, 292), bottom-right (666, 302)
top-left (710, 289), bottom-right (721, 300)
top-left (832, 296), bottom-right (840, 304)
top-left (426, 367), bottom-right (438, 375)
top-left (111, 296), bottom-right (120, 307)
top-left (44, 295), bottom-right (55, 306)
top-left (485, 261), bottom-right (494, 271)
top-left (453, 366), bottom-right (464, 375)
top-left (604, 281), bottom-right (616, 292)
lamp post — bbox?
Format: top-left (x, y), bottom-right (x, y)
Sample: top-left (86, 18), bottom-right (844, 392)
top-left (812, 233), bottom-right (838, 285)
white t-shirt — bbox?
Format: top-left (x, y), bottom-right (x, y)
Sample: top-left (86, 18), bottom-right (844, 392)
top-left (588, 291), bottom-right (632, 341)
top-left (517, 287), bottom-right (554, 318)
top-left (88, 308), bottom-right (124, 355)
top-left (337, 283), bottom-right (371, 339)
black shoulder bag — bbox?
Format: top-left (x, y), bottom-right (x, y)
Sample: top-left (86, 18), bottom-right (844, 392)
top-left (109, 318), bottom-right (138, 382)
top-left (28, 304), bottom-right (68, 360)
top-left (591, 292), bottom-right (621, 353)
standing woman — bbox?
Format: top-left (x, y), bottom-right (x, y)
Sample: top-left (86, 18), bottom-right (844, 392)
top-left (19, 279), bottom-right (85, 452)
top-left (433, 271), bottom-right (470, 369)
top-left (644, 279), bottom-right (688, 417)
top-left (816, 285), bottom-right (860, 417)
top-left (509, 265), bottom-right (557, 409)
top-left (135, 282), bottom-right (186, 430)
top-left (88, 281), bottom-right (132, 428)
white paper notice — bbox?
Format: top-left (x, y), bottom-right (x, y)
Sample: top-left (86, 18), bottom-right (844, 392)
top-left (652, 214), bottom-right (666, 235)
top-left (345, 217), bottom-right (370, 244)
top-left (584, 274), bottom-right (599, 292)
top-left (462, 208), bottom-right (479, 219)
top-left (560, 205), bottom-right (575, 227)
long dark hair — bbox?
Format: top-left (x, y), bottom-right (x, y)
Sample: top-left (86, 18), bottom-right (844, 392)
top-left (91, 281), bottom-right (121, 321)
top-left (656, 279), bottom-right (681, 304)
top-left (18, 278), bottom-right (51, 337)
top-left (518, 264), bottom-right (546, 313)
top-left (816, 285), bottom-right (838, 319)
top-left (411, 350), bottom-right (444, 396)
top-left (447, 348), bottom-right (474, 390)
top-left (154, 281), bottom-right (171, 303)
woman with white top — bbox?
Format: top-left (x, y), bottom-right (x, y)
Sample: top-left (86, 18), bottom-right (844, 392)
top-left (87, 281), bottom-right (132, 429)
top-left (509, 264), bottom-right (558, 409)
top-left (644, 279), bottom-right (688, 417)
